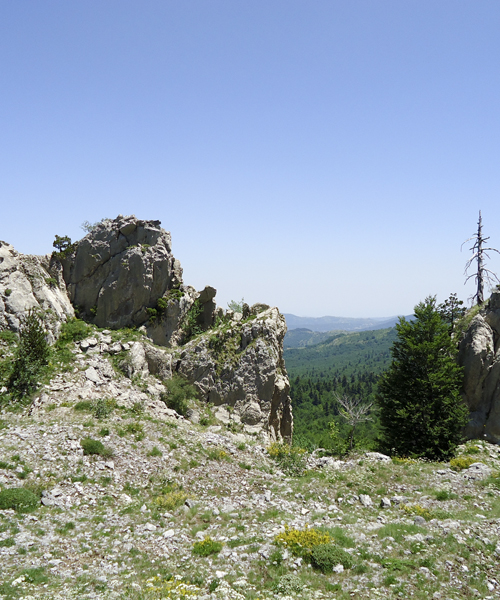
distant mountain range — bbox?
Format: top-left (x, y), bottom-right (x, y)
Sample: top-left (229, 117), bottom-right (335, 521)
top-left (283, 313), bottom-right (406, 333)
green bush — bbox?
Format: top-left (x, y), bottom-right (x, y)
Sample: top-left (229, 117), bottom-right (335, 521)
top-left (310, 543), bottom-right (354, 573)
top-left (57, 319), bottom-right (92, 345)
top-left (0, 330), bottom-right (17, 345)
top-left (182, 299), bottom-right (204, 339)
top-left (267, 442), bottom-right (307, 476)
top-left (81, 438), bottom-right (113, 457)
top-left (8, 309), bottom-right (49, 400)
top-left (161, 375), bottom-right (198, 416)
top-left (450, 456), bottom-right (480, 471)
top-left (0, 487), bottom-right (39, 512)
top-left (192, 536), bottom-right (223, 556)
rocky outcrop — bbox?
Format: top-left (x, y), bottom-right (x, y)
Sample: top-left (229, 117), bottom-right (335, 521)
top-left (459, 290), bottom-right (500, 443)
top-left (0, 241), bottom-right (74, 341)
top-left (174, 305), bottom-right (293, 441)
top-left (60, 215), bottom-right (184, 331)
top-left (0, 215), bottom-right (293, 442)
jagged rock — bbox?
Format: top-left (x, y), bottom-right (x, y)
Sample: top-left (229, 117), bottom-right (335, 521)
top-left (459, 292), bottom-right (500, 442)
top-left (60, 215), bottom-right (183, 331)
top-left (0, 241), bottom-right (74, 341)
top-left (2, 216), bottom-right (293, 441)
top-left (175, 306), bottom-right (293, 441)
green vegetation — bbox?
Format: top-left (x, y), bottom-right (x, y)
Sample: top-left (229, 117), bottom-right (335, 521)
top-left (310, 543), bottom-right (354, 572)
top-left (52, 234), bottom-right (75, 259)
top-left (7, 309), bottom-right (49, 401)
top-left (182, 298), bottom-right (204, 339)
top-left (377, 296), bottom-right (468, 460)
top-left (161, 374), bottom-right (198, 416)
top-left (0, 488), bottom-right (39, 512)
top-left (192, 536), bottom-right (223, 556)
top-left (285, 328), bottom-right (395, 449)
top-left (267, 442), bottom-right (307, 475)
top-left (80, 438), bottom-right (113, 457)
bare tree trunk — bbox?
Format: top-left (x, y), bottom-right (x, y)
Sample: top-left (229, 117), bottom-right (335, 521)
top-left (463, 211), bottom-right (500, 305)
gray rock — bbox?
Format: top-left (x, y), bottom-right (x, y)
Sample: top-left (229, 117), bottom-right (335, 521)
top-left (176, 307), bottom-right (293, 442)
top-left (463, 462), bottom-right (492, 479)
top-left (0, 241), bottom-right (74, 340)
top-left (61, 215), bottom-right (182, 331)
top-left (380, 497), bottom-right (392, 509)
top-left (359, 494), bottom-right (373, 507)
top-left (365, 451), bottom-right (391, 462)
top-left (459, 294), bottom-right (500, 443)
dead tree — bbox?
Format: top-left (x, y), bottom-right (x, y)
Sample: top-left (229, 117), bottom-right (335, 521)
top-left (462, 211), bottom-right (500, 305)
top-left (334, 393), bottom-right (373, 451)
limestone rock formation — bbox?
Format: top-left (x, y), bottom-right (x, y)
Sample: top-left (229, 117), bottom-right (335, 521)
top-left (459, 290), bottom-right (500, 442)
top-left (0, 215), bottom-right (293, 442)
top-left (60, 215), bottom-right (184, 331)
top-left (174, 305), bottom-right (293, 441)
top-left (0, 241), bottom-right (74, 341)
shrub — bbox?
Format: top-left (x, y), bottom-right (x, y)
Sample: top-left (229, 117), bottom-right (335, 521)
top-left (80, 438), bottom-right (113, 457)
top-left (4, 288), bottom-right (12, 296)
top-left (161, 375), bottom-right (198, 417)
top-left (182, 299), bottom-right (204, 339)
top-left (310, 543), bottom-right (354, 572)
top-left (450, 456), bottom-right (480, 471)
top-left (92, 398), bottom-right (114, 419)
top-left (52, 235), bottom-right (75, 259)
top-left (0, 488), bottom-right (39, 512)
top-left (8, 309), bottom-right (49, 400)
top-left (274, 573), bottom-right (303, 594)
top-left (275, 525), bottom-right (331, 557)
top-left (57, 319), bottom-right (92, 345)
top-left (148, 446), bottom-right (163, 457)
top-left (155, 491), bottom-right (189, 511)
top-left (435, 489), bottom-right (457, 501)
top-left (400, 504), bottom-right (433, 521)
top-left (267, 442), bottom-right (307, 476)
top-left (192, 536), bottom-right (223, 556)
top-left (0, 330), bottom-right (17, 344)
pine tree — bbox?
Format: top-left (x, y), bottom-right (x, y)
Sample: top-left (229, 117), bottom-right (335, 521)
top-left (8, 309), bottom-right (50, 400)
top-left (376, 296), bottom-right (468, 460)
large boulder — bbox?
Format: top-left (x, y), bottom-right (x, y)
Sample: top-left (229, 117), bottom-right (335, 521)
top-left (0, 241), bottom-right (74, 341)
top-left (175, 305), bottom-right (293, 441)
top-left (60, 215), bottom-right (183, 331)
top-left (459, 291), bottom-right (500, 442)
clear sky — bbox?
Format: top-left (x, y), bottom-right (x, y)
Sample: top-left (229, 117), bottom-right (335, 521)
top-left (1, 1), bottom-right (499, 318)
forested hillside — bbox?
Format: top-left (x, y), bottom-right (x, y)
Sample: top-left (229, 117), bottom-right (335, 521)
top-left (284, 327), bottom-right (397, 448)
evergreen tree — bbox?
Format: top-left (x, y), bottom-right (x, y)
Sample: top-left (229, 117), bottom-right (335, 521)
top-left (377, 296), bottom-right (468, 460)
top-left (8, 310), bottom-right (49, 400)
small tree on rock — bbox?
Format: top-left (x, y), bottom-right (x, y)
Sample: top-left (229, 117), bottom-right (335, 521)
top-left (376, 296), bottom-right (468, 460)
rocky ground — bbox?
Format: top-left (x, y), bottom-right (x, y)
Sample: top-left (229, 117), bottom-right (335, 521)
top-left (1, 331), bottom-right (500, 600)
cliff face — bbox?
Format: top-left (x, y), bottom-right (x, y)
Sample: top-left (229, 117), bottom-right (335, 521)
top-left (0, 216), bottom-right (293, 442)
top-left (459, 290), bottom-right (500, 443)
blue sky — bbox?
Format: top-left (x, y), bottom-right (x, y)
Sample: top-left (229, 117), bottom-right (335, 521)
top-left (1, 1), bottom-right (499, 318)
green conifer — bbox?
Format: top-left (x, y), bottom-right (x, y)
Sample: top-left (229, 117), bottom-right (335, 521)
top-left (377, 296), bottom-right (468, 460)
